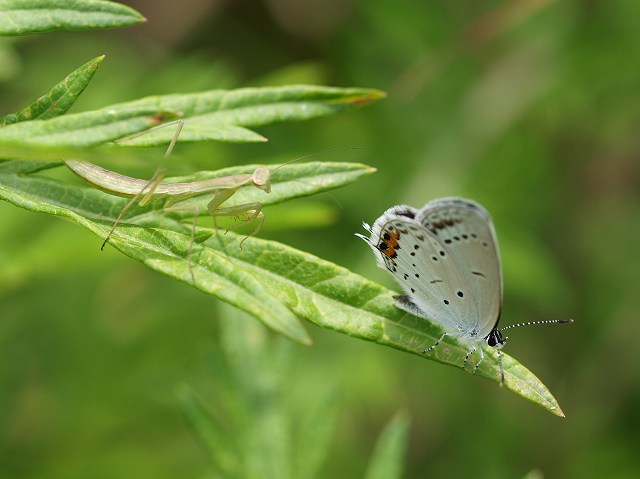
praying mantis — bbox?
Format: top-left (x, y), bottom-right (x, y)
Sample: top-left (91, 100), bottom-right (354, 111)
top-left (64, 121), bottom-right (276, 282)
top-left (64, 159), bottom-right (272, 246)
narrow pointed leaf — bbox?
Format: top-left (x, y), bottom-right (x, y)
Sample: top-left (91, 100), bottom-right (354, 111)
top-left (293, 391), bottom-right (339, 479)
top-left (0, 107), bottom-right (179, 147)
top-left (178, 387), bottom-right (241, 477)
top-left (0, 55), bottom-right (105, 126)
top-left (365, 412), bottom-right (410, 479)
top-left (0, 85), bottom-right (384, 158)
top-left (103, 85), bottom-right (386, 146)
top-left (154, 161), bottom-right (378, 218)
top-left (0, 0), bottom-right (145, 36)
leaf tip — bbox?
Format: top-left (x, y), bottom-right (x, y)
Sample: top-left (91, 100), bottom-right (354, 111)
top-left (349, 89), bottom-right (387, 107)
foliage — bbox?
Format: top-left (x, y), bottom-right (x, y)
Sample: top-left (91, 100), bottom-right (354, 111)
top-left (2, 1), bottom-right (639, 478)
top-left (0, 1), bottom-right (563, 411)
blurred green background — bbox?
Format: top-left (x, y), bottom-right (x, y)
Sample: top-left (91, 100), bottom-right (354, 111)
top-left (1, 0), bottom-right (639, 477)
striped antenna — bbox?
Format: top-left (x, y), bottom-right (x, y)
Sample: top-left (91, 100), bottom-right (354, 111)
top-left (496, 319), bottom-right (573, 387)
top-left (500, 319), bottom-right (574, 333)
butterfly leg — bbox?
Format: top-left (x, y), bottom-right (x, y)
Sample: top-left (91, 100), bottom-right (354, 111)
top-left (423, 332), bottom-right (448, 354)
top-left (463, 345), bottom-right (477, 371)
top-left (472, 347), bottom-right (485, 375)
top-left (497, 349), bottom-right (505, 387)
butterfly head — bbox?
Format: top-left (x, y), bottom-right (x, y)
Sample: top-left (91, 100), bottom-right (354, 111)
top-left (486, 328), bottom-right (506, 349)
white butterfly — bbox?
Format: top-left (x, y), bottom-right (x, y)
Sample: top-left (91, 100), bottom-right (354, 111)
top-left (356, 197), bottom-right (571, 386)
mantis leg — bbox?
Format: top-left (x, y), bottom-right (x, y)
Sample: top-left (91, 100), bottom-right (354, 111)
top-left (101, 166), bottom-right (167, 250)
top-left (102, 120), bottom-right (183, 249)
top-left (206, 188), bottom-right (265, 247)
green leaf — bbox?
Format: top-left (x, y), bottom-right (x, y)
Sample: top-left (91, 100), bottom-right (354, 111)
top-left (365, 412), bottom-right (410, 479)
top-left (0, 159), bottom-right (566, 415)
top-left (292, 390), bottom-right (338, 479)
top-left (178, 386), bottom-right (240, 478)
top-left (0, 0), bottom-right (145, 36)
top-left (0, 55), bottom-right (105, 125)
top-left (154, 161), bottom-right (378, 217)
top-left (0, 107), bottom-right (180, 147)
top-left (179, 308), bottom-right (339, 479)
top-left (0, 85), bottom-right (384, 156)
top-left (0, 159), bottom-right (376, 345)
top-left (112, 85), bottom-right (386, 146)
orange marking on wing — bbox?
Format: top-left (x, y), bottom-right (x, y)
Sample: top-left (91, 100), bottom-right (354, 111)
top-left (380, 228), bottom-right (401, 258)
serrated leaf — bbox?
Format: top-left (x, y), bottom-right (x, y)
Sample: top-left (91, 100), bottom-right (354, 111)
top-left (0, 106), bottom-right (179, 147)
top-left (0, 85), bottom-right (384, 156)
top-left (0, 159), bottom-right (566, 415)
top-left (152, 161), bottom-right (378, 217)
top-left (0, 55), bottom-right (105, 125)
top-left (0, 0), bottom-right (145, 36)
top-left (123, 121), bottom-right (268, 145)
top-left (106, 85), bottom-right (386, 146)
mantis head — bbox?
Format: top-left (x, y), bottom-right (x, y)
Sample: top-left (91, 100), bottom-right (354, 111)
top-left (252, 166), bottom-right (272, 193)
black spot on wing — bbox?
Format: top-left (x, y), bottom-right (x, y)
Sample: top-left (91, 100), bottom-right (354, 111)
top-left (396, 209), bottom-right (416, 219)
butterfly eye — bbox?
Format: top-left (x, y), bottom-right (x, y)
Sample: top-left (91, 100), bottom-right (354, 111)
top-left (486, 330), bottom-right (505, 347)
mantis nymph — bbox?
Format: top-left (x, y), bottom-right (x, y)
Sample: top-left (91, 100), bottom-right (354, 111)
top-left (65, 158), bottom-right (273, 281)
top-left (65, 121), bottom-right (275, 281)
top-left (65, 159), bottom-right (271, 242)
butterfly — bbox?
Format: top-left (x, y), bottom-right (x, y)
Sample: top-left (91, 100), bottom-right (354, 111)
top-left (356, 197), bottom-right (572, 386)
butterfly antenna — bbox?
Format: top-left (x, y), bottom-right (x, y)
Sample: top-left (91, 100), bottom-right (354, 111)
top-left (499, 319), bottom-right (574, 332)
top-left (497, 319), bottom-right (572, 388)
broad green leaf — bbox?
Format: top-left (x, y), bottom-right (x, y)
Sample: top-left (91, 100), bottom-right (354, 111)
top-left (365, 412), bottom-right (410, 479)
top-left (0, 159), bottom-right (566, 415)
top-left (0, 0), bottom-right (145, 36)
top-left (0, 55), bottom-right (105, 125)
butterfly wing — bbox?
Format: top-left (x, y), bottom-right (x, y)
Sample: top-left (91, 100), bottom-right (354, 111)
top-left (358, 199), bottom-right (502, 344)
